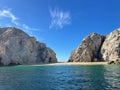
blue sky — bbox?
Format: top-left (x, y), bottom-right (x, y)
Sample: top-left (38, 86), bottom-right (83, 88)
top-left (0, 0), bottom-right (120, 62)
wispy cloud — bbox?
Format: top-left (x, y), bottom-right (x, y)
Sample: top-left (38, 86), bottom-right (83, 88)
top-left (49, 8), bottom-right (71, 29)
top-left (0, 9), bottom-right (18, 25)
top-left (0, 9), bottom-right (39, 35)
top-left (22, 24), bottom-right (39, 31)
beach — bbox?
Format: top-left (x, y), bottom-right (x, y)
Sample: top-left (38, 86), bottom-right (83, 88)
top-left (31, 62), bottom-right (108, 66)
top-left (51, 62), bottom-right (108, 65)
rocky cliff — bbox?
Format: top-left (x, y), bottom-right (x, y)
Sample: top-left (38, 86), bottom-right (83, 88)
top-left (69, 28), bottom-right (120, 64)
top-left (68, 33), bottom-right (105, 62)
top-left (101, 28), bottom-right (120, 64)
top-left (0, 27), bottom-right (57, 66)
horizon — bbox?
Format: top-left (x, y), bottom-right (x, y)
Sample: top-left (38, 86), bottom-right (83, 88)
top-left (0, 0), bottom-right (120, 62)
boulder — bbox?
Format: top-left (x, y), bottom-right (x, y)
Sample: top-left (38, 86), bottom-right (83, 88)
top-left (0, 27), bottom-right (57, 66)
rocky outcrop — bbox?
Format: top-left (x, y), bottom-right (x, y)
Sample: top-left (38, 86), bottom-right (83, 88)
top-left (68, 33), bottom-right (105, 62)
top-left (0, 27), bottom-right (57, 66)
top-left (101, 28), bottom-right (120, 64)
top-left (69, 28), bottom-right (120, 64)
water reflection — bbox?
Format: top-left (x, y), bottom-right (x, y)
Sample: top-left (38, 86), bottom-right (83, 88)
top-left (104, 65), bottom-right (120, 89)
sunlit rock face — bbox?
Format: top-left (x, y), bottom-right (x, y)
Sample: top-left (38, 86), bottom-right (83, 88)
top-left (69, 33), bottom-right (105, 62)
top-left (101, 28), bottom-right (120, 64)
top-left (69, 28), bottom-right (120, 64)
top-left (0, 27), bottom-right (57, 65)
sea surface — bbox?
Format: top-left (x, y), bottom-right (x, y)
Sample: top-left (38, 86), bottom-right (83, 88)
top-left (0, 64), bottom-right (120, 90)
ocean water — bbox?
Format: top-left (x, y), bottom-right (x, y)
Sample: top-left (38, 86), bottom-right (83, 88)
top-left (0, 65), bottom-right (120, 90)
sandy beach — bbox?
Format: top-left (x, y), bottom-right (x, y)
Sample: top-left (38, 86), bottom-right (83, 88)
top-left (31, 62), bottom-right (108, 66)
top-left (50, 62), bottom-right (108, 65)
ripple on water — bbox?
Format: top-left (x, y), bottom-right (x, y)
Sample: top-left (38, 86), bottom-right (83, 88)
top-left (0, 65), bottom-right (119, 90)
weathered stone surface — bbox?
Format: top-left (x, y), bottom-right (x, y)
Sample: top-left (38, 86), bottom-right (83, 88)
top-left (101, 28), bottom-right (120, 64)
top-left (69, 28), bottom-right (120, 64)
top-left (0, 27), bottom-right (57, 65)
top-left (69, 33), bottom-right (105, 62)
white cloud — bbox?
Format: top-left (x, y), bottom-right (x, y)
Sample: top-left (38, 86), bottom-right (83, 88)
top-left (22, 24), bottom-right (39, 31)
top-left (49, 8), bottom-right (71, 29)
top-left (0, 9), bottom-right (39, 35)
top-left (0, 9), bottom-right (19, 25)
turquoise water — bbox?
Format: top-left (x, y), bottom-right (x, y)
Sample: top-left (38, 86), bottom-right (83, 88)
top-left (0, 65), bottom-right (120, 90)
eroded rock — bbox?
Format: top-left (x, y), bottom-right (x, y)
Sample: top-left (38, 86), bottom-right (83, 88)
top-left (101, 28), bottom-right (120, 64)
top-left (69, 33), bottom-right (105, 62)
top-left (69, 28), bottom-right (120, 64)
top-left (0, 27), bottom-right (57, 65)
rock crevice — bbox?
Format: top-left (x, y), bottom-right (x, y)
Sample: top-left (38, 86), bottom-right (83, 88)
top-left (69, 33), bottom-right (105, 62)
top-left (69, 28), bottom-right (120, 64)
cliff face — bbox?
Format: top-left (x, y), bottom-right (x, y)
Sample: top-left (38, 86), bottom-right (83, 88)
top-left (68, 33), bottom-right (105, 62)
top-left (0, 27), bottom-right (57, 66)
top-left (69, 28), bottom-right (120, 64)
top-left (101, 28), bottom-right (120, 64)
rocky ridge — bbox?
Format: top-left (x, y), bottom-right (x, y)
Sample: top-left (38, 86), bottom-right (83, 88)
top-left (69, 28), bottom-right (120, 64)
top-left (0, 27), bottom-right (57, 66)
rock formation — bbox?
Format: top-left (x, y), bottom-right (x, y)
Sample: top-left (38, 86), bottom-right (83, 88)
top-left (68, 33), bottom-right (105, 62)
top-left (0, 27), bottom-right (57, 66)
top-left (69, 28), bottom-right (120, 64)
top-left (101, 28), bottom-right (120, 64)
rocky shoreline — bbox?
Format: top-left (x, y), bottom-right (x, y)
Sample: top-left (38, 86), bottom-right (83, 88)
top-left (69, 28), bottom-right (120, 64)
top-left (0, 27), bottom-right (120, 66)
top-left (0, 27), bottom-right (57, 66)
